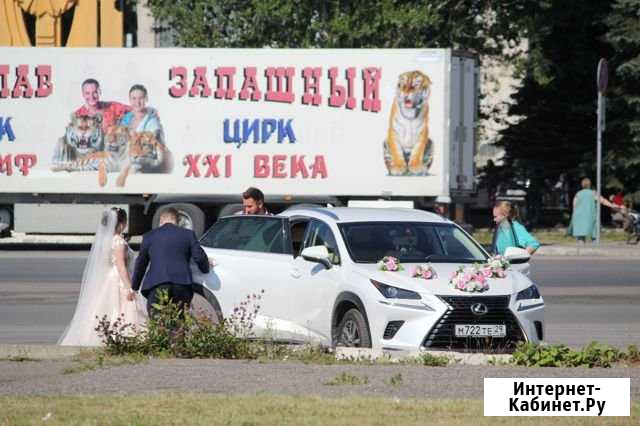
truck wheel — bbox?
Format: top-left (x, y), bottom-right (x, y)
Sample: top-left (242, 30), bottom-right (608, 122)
top-left (217, 203), bottom-right (243, 218)
top-left (0, 207), bottom-right (12, 238)
top-left (153, 203), bottom-right (205, 237)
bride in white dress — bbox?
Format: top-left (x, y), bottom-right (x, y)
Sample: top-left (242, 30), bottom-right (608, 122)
top-left (59, 208), bottom-right (147, 346)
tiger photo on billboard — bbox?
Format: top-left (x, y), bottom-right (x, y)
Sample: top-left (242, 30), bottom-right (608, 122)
top-left (383, 70), bottom-right (434, 176)
top-left (50, 79), bottom-right (172, 187)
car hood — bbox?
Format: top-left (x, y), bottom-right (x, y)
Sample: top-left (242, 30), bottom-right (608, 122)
top-left (351, 263), bottom-right (534, 297)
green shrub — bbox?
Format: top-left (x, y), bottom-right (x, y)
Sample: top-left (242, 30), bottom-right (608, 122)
top-left (96, 289), bottom-right (263, 359)
top-left (388, 373), bottom-right (403, 386)
top-left (625, 345), bottom-right (639, 363)
top-left (413, 352), bottom-right (449, 367)
top-left (324, 372), bottom-right (369, 386)
top-left (511, 342), bottom-right (625, 368)
top-left (95, 314), bottom-right (148, 356)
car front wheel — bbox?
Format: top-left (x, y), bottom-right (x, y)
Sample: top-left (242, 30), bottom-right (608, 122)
top-left (336, 308), bottom-right (371, 348)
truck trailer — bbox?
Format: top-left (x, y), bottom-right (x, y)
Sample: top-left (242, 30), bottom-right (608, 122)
top-left (0, 48), bottom-right (476, 236)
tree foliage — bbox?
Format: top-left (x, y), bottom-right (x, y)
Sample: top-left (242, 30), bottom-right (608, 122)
top-left (603, 0), bottom-right (640, 196)
top-left (489, 1), bottom-right (616, 223)
top-left (143, 0), bottom-right (640, 216)
top-left (145, 0), bottom-right (532, 56)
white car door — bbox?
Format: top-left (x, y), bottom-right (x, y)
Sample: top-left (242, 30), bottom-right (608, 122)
top-left (194, 215), bottom-right (296, 339)
top-left (285, 219), bottom-right (342, 345)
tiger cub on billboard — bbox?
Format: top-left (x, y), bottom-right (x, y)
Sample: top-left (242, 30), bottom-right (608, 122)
top-left (51, 115), bottom-right (104, 171)
top-left (115, 131), bottom-right (173, 187)
top-left (383, 70), bottom-right (433, 176)
top-left (51, 125), bottom-right (129, 186)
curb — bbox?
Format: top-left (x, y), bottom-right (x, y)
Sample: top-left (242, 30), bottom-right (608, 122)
top-left (1, 345), bottom-right (512, 366)
top-left (536, 245), bottom-right (640, 258)
top-left (0, 344), bottom-right (87, 360)
top-left (335, 347), bottom-right (511, 366)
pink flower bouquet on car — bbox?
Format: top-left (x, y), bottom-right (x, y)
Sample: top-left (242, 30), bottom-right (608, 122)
top-left (449, 265), bottom-right (489, 293)
top-left (377, 256), bottom-right (403, 272)
top-left (486, 255), bottom-right (510, 278)
top-left (449, 255), bottom-right (511, 293)
top-left (411, 264), bottom-right (437, 280)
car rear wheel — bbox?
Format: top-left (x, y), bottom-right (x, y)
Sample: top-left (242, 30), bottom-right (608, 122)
top-left (191, 284), bottom-right (224, 324)
top-left (336, 308), bottom-right (371, 348)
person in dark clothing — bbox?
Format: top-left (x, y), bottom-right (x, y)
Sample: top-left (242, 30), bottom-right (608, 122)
top-left (131, 207), bottom-right (210, 316)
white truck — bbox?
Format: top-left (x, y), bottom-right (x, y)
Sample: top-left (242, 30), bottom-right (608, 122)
top-left (0, 48), bottom-right (476, 236)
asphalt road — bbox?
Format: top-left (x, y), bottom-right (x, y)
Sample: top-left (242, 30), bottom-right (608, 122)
top-left (1, 359), bottom-right (639, 399)
top-left (0, 251), bottom-right (639, 349)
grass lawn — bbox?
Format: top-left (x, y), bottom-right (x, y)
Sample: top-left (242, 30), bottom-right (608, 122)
top-left (472, 228), bottom-right (629, 245)
top-left (1, 394), bottom-right (637, 425)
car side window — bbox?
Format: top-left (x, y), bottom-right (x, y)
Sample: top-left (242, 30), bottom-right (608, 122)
top-left (290, 220), bottom-right (310, 258)
top-left (434, 226), bottom-right (480, 258)
top-left (305, 220), bottom-right (341, 265)
top-left (200, 217), bottom-right (287, 254)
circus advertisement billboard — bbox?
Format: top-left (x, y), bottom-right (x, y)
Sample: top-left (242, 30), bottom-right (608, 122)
top-left (0, 48), bottom-right (463, 197)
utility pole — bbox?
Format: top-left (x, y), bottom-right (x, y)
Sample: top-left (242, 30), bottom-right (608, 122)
top-left (596, 58), bottom-right (608, 244)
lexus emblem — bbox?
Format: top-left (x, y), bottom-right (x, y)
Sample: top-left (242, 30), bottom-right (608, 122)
top-left (470, 303), bottom-right (488, 316)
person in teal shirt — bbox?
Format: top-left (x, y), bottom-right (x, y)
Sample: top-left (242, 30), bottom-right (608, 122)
top-left (491, 201), bottom-right (540, 255)
top-left (568, 177), bottom-right (622, 243)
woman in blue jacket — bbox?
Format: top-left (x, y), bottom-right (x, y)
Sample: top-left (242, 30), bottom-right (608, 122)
top-left (491, 201), bottom-right (540, 255)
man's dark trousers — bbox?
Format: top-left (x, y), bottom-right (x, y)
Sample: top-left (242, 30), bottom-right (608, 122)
top-left (131, 223), bottom-right (210, 317)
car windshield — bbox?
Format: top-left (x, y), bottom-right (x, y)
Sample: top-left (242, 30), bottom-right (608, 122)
top-left (339, 222), bottom-right (487, 263)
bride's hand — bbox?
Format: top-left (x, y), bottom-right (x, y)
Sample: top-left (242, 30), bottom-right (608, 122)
top-left (126, 290), bottom-right (136, 301)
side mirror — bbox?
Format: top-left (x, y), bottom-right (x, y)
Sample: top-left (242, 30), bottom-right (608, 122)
top-left (301, 245), bottom-right (332, 269)
top-left (503, 246), bottom-right (531, 264)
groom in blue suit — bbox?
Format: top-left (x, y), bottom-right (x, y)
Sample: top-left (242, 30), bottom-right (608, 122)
top-left (132, 207), bottom-right (210, 316)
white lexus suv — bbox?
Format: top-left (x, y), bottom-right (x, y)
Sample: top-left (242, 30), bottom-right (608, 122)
top-left (192, 207), bottom-right (544, 352)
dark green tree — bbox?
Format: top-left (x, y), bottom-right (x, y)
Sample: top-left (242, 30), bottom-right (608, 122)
top-left (490, 0), bottom-right (614, 225)
top-left (604, 0), bottom-right (640, 200)
top-left (144, 0), bottom-right (532, 56)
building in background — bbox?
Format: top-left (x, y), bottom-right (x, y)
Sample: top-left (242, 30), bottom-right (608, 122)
top-left (0, 0), bottom-right (145, 47)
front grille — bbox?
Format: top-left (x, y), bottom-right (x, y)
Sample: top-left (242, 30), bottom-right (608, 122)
top-left (422, 295), bottom-right (526, 353)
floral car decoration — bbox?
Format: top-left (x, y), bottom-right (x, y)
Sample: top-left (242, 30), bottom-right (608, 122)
top-left (377, 256), bottom-right (403, 272)
top-left (411, 264), bottom-right (437, 280)
top-left (449, 256), bottom-right (510, 293)
top-left (450, 265), bottom-right (490, 292)
top-left (486, 255), bottom-right (510, 278)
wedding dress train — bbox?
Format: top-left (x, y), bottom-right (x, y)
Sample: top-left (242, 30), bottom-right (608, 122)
top-left (59, 211), bottom-right (147, 346)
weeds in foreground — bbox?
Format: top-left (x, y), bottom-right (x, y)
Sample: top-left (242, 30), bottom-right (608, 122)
top-left (486, 355), bottom-right (510, 366)
top-left (511, 341), bottom-right (639, 368)
top-left (95, 290), bottom-right (262, 359)
top-left (62, 352), bottom-right (148, 375)
top-left (256, 343), bottom-right (338, 364)
top-left (626, 345), bottom-right (640, 365)
top-left (388, 373), bottom-right (404, 386)
top-left (95, 291), bottom-right (636, 369)
top-left (410, 352), bottom-right (450, 367)
top-left (324, 372), bottom-right (369, 386)
top-left (8, 394), bottom-right (637, 426)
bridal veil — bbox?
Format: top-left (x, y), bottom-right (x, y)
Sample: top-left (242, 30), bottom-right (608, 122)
top-left (58, 209), bottom-right (117, 346)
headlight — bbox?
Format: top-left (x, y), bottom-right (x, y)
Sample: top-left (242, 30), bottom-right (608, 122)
top-left (516, 284), bottom-right (541, 301)
top-left (370, 279), bottom-right (421, 300)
